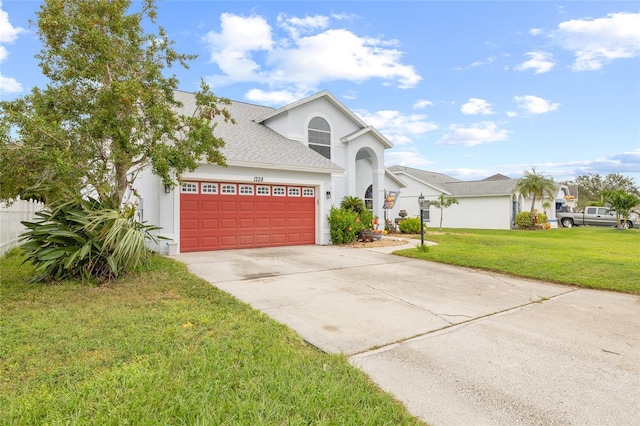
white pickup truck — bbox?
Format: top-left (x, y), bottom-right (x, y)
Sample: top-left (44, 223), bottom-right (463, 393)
top-left (557, 206), bottom-right (639, 229)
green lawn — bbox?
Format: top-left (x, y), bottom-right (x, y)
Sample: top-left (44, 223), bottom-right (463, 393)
top-left (0, 251), bottom-right (421, 425)
top-left (396, 226), bottom-right (640, 294)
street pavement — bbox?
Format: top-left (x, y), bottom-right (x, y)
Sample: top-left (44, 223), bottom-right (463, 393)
top-left (176, 242), bottom-right (640, 426)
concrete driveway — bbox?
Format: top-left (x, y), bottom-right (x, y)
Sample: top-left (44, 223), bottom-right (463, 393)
top-left (177, 242), bottom-right (640, 426)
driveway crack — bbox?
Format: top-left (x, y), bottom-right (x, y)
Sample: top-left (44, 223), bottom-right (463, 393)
top-left (352, 288), bottom-right (580, 357)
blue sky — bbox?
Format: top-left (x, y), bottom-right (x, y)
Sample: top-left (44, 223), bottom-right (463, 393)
top-left (1, 1), bottom-right (639, 183)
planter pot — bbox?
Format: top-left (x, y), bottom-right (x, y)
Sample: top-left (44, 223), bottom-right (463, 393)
top-left (373, 233), bottom-right (382, 240)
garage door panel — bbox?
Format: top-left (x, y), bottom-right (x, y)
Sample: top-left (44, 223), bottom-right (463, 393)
top-left (238, 235), bottom-right (255, 246)
top-left (220, 235), bottom-right (238, 248)
top-left (181, 182), bottom-right (315, 252)
top-left (271, 218), bottom-right (287, 228)
top-left (221, 201), bottom-right (237, 211)
top-left (238, 218), bottom-right (254, 229)
top-left (220, 218), bottom-right (237, 229)
top-left (201, 200), bottom-right (219, 212)
top-left (256, 202), bottom-right (271, 212)
top-left (201, 236), bottom-right (219, 249)
top-left (181, 218), bottom-right (198, 230)
top-left (271, 202), bottom-right (287, 212)
top-left (271, 233), bottom-right (287, 244)
top-left (256, 234), bottom-right (271, 244)
top-left (287, 203), bottom-right (302, 212)
top-left (201, 219), bottom-right (219, 230)
top-left (256, 218), bottom-right (271, 228)
top-left (239, 201), bottom-right (254, 211)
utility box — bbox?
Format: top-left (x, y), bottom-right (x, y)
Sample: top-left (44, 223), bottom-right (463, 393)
top-left (167, 242), bottom-right (178, 256)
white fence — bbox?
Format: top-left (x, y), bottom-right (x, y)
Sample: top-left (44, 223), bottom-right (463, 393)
top-left (0, 199), bottom-right (43, 257)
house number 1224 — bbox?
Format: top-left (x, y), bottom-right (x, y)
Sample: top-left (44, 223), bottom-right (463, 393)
top-left (253, 177), bottom-right (264, 182)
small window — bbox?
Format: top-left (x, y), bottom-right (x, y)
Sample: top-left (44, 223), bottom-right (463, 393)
top-left (221, 184), bottom-right (236, 195)
top-left (201, 183), bottom-right (218, 194)
top-left (257, 186), bottom-right (270, 196)
top-left (423, 209), bottom-right (430, 222)
top-left (273, 186), bottom-right (286, 196)
top-left (302, 188), bottom-right (315, 197)
top-left (586, 207), bottom-right (596, 214)
top-left (181, 182), bottom-right (198, 193)
top-left (239, 185), bottom-right (254, 195)
top-left (288, 187), bottom-right (301, 197)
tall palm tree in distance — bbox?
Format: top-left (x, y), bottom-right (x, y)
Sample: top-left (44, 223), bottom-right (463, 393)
top-left (514, 167), bottom-right (557, 227)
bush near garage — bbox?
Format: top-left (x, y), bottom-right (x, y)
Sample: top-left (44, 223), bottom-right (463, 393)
top-left (328, 207), bottom-right (362, 244)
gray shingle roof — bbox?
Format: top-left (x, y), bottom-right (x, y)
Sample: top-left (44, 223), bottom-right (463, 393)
top-left (173, 90), bottom-right (342, 172)
top-left (388, 166), bottom-right (461, 186)
top-left (440, 179), bottom-right (517, 196)
top-left (388, 165), bottom-right (517, 196)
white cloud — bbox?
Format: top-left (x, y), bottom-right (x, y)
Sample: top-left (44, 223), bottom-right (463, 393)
top-left (454, 55), bottom-right (496, 71)
top-left (501, 149), bottom-right (640, 180)
top-left (529, 28), bottom-right (543, 36)
top-left (513, 95), bottom-right (560, 114)
top-left (460, 98), bottom-right (494, 115)
top-left (436, 121), bottom-right (510, 147)
top-left (0, 3), bottom-right (23, 45)
top-left (0, 2), bottom-right (24, 94)
top-left (553, 12), bottom-right (640, 71)
top-left (202, 12), bottom-right (421, 99)
top-left (413, 99), bottom-right (433, 109)
top-left (470, 55), bottom-right (496, 67)
top-left (202, 13), bottom-right (273, 85)
top-left (355, 109), bottom-right (438, 146)
top-left (514, 51), bottom-right (555, 74)
top-left (277, 14), bottom-right (330, 39)
top-left (245, 88), bottom-right (303, 106)
top-left (384, 150), bottom-right (434, 168)
top-left (506, 111), bottom-right (518, 118)
top-left (0, 74), bottom-right (21, 93)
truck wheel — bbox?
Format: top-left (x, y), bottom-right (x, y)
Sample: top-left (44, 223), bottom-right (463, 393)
top-left (561, 218), bottom-right (574, 228)
top-left (622, 221), bottom-right (631, 229)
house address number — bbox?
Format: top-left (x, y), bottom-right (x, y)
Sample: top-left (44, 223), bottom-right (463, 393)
top-left (253, 176), bottom-right (264, 182)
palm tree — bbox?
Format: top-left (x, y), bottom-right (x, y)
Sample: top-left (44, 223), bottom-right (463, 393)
top-left (340, 195), bottom-right (366, 214)
top-left (514, 167), bottom-right (557, 227)
top-left (428, 194), bottom-right (459, 232)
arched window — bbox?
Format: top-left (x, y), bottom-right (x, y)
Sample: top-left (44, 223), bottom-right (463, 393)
top-left (308, 117), bottom-right (331, 159)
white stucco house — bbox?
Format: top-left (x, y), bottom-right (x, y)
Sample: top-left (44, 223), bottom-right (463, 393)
top-left (136, 90), bottom-right (568, 254)
top-left (385, 166), bottom-right (569, 230)
top-left (137, 90), bottom-right (394, 253)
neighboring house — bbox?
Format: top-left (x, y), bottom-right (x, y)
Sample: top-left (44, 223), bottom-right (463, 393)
top-left (137, 90), bottom-right (394, 253)
top-left (385, 166), bottom-right (569, 230)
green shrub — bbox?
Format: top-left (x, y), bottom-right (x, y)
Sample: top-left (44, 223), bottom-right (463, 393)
top-left (399, 217), bottom-right (422, 234)
top-left (515, 211), bottom-right (533, 229)
top-left (537, 212), bottom-right (548, 224)
top-left (20, 195), bottom-right (160, 283)
top-left (327, 207), bottom-right (361, 244)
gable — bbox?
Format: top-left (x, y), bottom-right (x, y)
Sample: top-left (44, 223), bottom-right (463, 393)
top-left (173, 90), bottom-right (342, 173)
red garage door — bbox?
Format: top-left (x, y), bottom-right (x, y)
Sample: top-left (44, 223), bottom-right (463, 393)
top-left (180, 182), bottom-right (316, 252)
